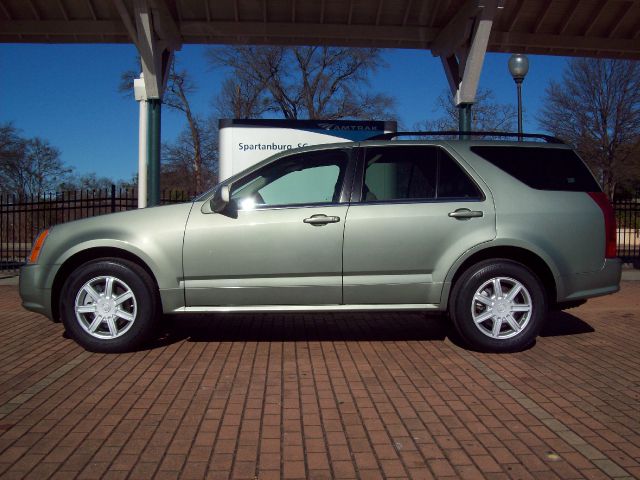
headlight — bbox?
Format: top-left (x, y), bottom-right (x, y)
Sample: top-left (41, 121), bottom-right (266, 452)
top-left (28, 229), bottom-right (50, 264)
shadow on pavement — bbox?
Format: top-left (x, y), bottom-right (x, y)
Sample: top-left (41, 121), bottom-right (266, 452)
top-left (149, 311), bottom-right (451, 348)
top-left (141, 309), bottom-right (594, 350)
top-left (540, 310), bottom-right (595, 337)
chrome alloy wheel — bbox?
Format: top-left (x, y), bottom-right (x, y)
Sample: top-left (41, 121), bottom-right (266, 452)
top-left (471, 276), bottom-right (532, 339)
top-left (74, 276), bottom-right (137, 339)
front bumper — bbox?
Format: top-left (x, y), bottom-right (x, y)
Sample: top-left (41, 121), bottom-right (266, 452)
top-left (558, 258), bottom-right (622, 302)
top-left (19, 264), bottom-right (53, 320)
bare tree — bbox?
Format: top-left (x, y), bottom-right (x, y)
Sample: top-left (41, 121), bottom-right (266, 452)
top-left (539, 58), bottom-right (640, 199)
top-left (0, 123), bottom-right (25, 194)
top-left (0, 125), bottom-right (71, 196)
top-left (162, 64), bottom-right (210, 192)
top-left (416, 88), bottom-right (516, 132)
top-left (0, 123), bottom-right (25, 169)
top-left (213, 76), bottom-right (272, 119)
top-left (59, 173), bottom-right (120, 191)
top-left (208, 46), bottom-right (395, 120)
top-left (162, 117), bottom-right (218, 193)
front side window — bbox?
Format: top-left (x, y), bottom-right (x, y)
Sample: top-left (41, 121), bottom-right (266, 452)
top-left (231, 149), bottom-right (348, 209)
top-left (362, 146), bottom-right (481, 202)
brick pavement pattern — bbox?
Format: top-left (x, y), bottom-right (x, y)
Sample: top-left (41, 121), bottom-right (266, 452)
top-left (0, 282), bottom-right (639, 480)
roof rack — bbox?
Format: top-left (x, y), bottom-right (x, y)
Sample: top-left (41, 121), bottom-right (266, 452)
top-left (369, 131), bottom-right (564, 144)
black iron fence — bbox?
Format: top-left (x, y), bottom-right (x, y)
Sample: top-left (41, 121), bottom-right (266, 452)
top-left (2, 188), bottom-right (640, 273)
top-left (615, 197), bottom-right (640, 264)
top-left (0, 186), bottom-right (193, 273)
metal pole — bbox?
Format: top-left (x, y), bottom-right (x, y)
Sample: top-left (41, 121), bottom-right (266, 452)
top-left (516, 78), bottom-right (523, 141)
top-left (458, 104), bottom-right (472, 140)
top-left (137, 99), bottom-right (148, 208)
top-left (147, 99), bottom-right (161, 207)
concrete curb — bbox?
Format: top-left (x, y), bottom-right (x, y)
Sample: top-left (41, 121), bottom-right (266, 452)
top-left (621, 269), bottom-right (640, 281)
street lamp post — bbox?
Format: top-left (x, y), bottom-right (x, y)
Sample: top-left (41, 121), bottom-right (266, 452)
top-left (508, 54), bottom-right (529, 141)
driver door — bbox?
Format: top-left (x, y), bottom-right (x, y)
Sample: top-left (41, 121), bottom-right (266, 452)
top-left (183, 148), bottom-right (354, 307)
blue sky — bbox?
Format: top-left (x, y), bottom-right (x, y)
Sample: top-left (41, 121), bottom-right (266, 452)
top-left (0, 43), bottom-right (568, 182)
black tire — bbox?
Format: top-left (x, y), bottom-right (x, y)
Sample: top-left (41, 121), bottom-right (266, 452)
top-left (60, 258), bottom-right (158, 353)
top-left (449, 259), bottom-right (547, 352)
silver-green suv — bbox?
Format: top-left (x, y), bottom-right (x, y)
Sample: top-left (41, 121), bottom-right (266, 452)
top-left (20, 134), bottom-right (621, 353)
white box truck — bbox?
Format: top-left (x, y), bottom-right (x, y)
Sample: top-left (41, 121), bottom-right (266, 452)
top-left (218, 119), bottom-right (396, 180)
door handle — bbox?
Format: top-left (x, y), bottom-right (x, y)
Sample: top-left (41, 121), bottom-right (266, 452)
top-left (448, 208), bottom-right (483, 219)
top-left (303, 214), bottom-right (341, 226)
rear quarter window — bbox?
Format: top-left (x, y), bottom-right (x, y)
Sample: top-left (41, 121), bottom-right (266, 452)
top-left (470, 146), bottom-right (601, 192)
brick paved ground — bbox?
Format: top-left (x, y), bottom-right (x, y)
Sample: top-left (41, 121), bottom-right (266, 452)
top-left (0, 283), bottom-right (638, 480)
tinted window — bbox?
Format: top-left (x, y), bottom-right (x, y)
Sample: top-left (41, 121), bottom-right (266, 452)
top-left (438, 153), bottom-right (483, 199)
top-left (231, 150), bottom-right (348, 208)
top-left (363, 146), bottom-right (481, 202)
top-left (471, 146), bottom-right (601, 192)
top-left (364, 146), bottom-right (437, 201)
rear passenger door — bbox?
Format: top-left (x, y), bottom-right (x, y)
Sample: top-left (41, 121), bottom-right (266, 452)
top-left (342, 145), bottom-right (496, 305)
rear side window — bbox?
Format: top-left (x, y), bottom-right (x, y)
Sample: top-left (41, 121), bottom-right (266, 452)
top-left (362, 146), bottom-right (482, 202)
top-left (471, 146), bottom-right (601, 192)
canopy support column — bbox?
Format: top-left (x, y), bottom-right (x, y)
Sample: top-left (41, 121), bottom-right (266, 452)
top-left (115, 0), bottom-right (181, 206)
top-left (432, 0), bottom-right (502, 139)
top-left (147, 99), bottom-right (161, 205)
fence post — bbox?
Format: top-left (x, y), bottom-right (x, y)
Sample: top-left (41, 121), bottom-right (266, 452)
top-left (111, 184), bottom-right (116, 213)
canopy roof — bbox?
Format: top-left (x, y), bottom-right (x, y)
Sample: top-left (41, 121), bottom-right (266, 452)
top-left (1, 0), bottom-right (640, 59)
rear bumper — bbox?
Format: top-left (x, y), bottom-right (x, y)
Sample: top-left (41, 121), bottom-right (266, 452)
top-left (19, 264), bottom-right (53, 320)
top-left (558, 258), bottom-right (622, 302)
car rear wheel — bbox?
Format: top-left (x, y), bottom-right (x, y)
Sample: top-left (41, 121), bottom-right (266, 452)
top-left (60, 258), bottom-right (158, 353)
top-left (450, 259), bottom-right (546, 352)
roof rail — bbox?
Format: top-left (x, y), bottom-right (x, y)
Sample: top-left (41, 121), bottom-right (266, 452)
top-left (369, 131), bottom-right (564, 144)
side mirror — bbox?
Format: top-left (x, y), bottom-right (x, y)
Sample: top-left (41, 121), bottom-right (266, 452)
top-left (211, 185), bottom-right (230, 213)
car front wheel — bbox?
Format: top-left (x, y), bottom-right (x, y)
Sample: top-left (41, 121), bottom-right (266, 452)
top-left (60, 258), bottom-right (158, 353)
top-left (450, 259), bottom-right (547, 352)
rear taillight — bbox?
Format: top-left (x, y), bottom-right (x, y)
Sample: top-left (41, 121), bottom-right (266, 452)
top-left (588, 192), bottom-right (617, 258)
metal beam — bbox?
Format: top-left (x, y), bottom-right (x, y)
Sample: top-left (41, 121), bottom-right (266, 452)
top-left (204, 0), bottom-right (211, 22)
top-left (0, 0), bottom-right (12, 21)
top-left (532, 0), bottom-right (552, 34)
top-left (433, 0), bottom-right (500, 106)
top-left (86, 0), bottom-right (97, 20)
top-left (135, 0), bottom-right (163, 99)
top-left (489, 30), bottom-right (640, 55)
top-left (559, 2), bottom-right (580, 35)
top-left (113, 0), bottom-right (140, 49)
top-left (431, 0), bottom-right (481, 57)
top-left (0, 20), bottom-right (127, 36)
top-left (27, 0), bottom-right (40, 20)
top-left (456, 1), bottom-right (498, 104)
top-left (150, 0), bottom-right (182, 50)
top-left (2, 17), bottom-right (640, 59)
top-left (116, 0), bottom-right (181, 99)
top-left (179, 20), bottom-right (439, 45)
top-left (402, 0), bottom-right (413, 26)
top-left (584, 1), bottom-right (609, 36)
top-left (57, 0), bottom-right (69, 21)
top-left (504, 0), bottom-right (523, 31)
top-left (607, 2), bottom-right (634, 38)
top-left (428, 0), bottom-right (442, 27)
